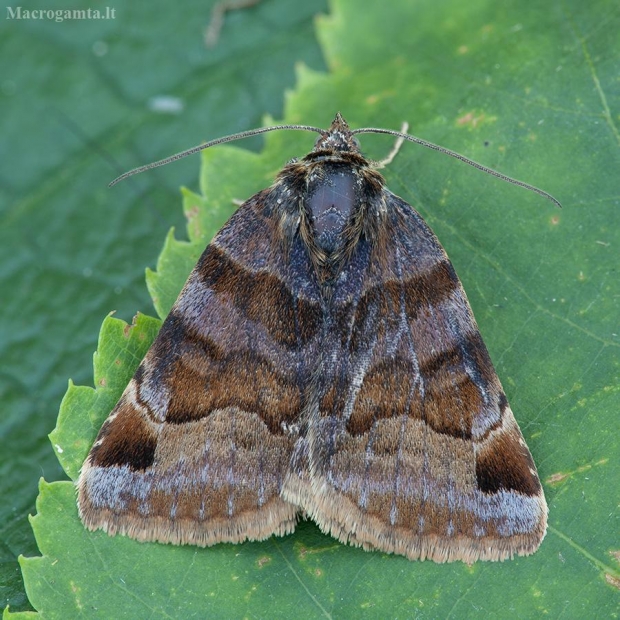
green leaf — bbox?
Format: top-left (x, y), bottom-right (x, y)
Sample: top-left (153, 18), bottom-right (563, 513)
top-left (8, 0), bottom-right (620, 617)
top-left (49, 313), bottom-right (161, 481)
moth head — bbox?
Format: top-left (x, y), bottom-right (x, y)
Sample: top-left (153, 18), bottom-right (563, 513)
top-left (313, 112), bottom-right (361, 154)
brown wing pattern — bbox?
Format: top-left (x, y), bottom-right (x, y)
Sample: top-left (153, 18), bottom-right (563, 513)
top-left (283, 192), bottom-right (547, 563)
top-left (81, 113), bottom-right (547, 562)
top-left (78, 190), bottom-right (323, 546)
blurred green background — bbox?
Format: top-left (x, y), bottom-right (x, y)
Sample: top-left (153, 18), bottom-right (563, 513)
top-left (1, 0), bottom-right (618, 617)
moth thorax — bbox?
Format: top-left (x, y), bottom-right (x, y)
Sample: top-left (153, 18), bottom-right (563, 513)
top-left (305, 165), bottom-right (358, 254)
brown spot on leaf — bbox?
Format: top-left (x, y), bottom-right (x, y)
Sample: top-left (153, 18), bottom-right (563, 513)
top-left (605, 573), bottom-right (620, 590)
top-left (546, 471), bottom-right (569, 485)
top-left (457, 112), bottom-right (485, 128)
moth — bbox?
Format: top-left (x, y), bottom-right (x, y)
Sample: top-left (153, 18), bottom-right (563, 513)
top-left (78, 113), bottom-right (554, 563)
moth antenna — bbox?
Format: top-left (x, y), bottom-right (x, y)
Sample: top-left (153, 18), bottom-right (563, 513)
top-left (109, 123), bottom-right (324, 186)
top-left (353, 127), bottom-right (562, 209)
